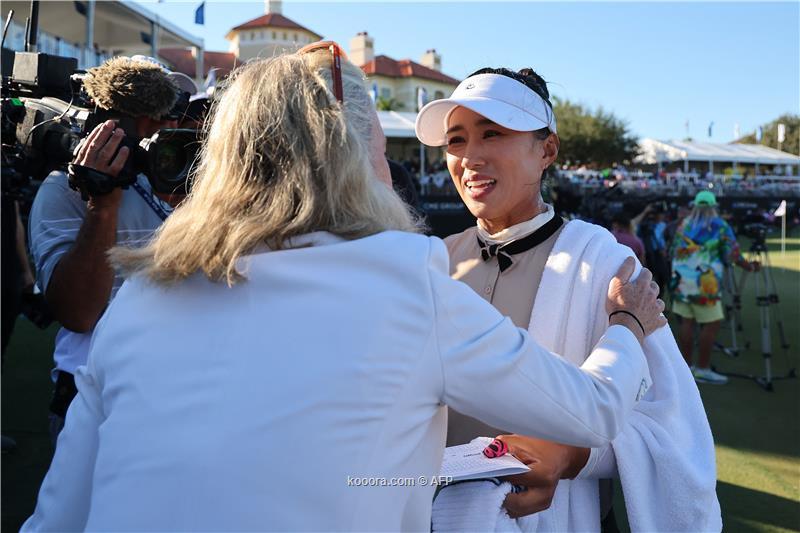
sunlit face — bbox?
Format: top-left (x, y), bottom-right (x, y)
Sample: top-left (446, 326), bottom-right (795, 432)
top-left (445, 106), bottom-right (557, 233)
top-left (368, 110), bottom-right (392, 187)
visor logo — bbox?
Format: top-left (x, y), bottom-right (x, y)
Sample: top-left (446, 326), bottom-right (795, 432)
top-left (465, 83), bottom-right (475, 90)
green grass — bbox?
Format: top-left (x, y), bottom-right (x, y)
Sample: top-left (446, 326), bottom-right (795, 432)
top-left (2, 238), bottom-right (799, 532)
top-left (696, 237), bottom-right (800, 532)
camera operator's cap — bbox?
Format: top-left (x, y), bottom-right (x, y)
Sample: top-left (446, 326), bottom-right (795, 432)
top-left (129, 55), bottom-right (197, 95)
top-left (694, 190), bottom-right (718, 206)
top-left (415, 73), bottom-right (557, 147)
top-left (167, 72), bottom-right (199, 96)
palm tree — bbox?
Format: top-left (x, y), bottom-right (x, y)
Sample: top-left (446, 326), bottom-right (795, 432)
top-left (376, 97), bottom-right (404, 111)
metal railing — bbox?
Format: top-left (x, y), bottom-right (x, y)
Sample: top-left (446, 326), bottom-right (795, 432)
top-left (4, 19), bottom-right (111, 69)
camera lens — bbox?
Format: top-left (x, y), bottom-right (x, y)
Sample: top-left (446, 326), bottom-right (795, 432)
top-left (146, 129), bottom-right (200, 195)
top-left (155, 139), bottom-right (187, 184)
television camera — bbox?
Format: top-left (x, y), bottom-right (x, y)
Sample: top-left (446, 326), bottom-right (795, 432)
top-left (1, 43), bottom-right (200, 201)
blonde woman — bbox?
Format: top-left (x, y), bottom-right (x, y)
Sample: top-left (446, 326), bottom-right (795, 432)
top-left (23, 45), bottom-right (663, 531)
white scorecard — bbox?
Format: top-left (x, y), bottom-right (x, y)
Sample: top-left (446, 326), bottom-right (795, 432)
top-left (440, 437), bottom-right (530, 482)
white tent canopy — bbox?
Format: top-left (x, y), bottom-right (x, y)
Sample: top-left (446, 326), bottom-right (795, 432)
top-left (637, 139), bottom-right (800, 166)
top-left (377, 111), bottom-right (418, 139)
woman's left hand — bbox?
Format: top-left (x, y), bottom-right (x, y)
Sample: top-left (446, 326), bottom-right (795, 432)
top-left (491, 434), bottom-right (590, 518)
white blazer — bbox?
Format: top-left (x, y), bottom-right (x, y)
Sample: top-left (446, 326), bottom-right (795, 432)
top-left (23, 231), bottom-right (650, 532)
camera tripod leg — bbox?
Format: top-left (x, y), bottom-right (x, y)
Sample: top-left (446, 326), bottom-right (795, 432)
top-left (722, 245), bottom-right (795, 391)
top-left (718, 266), bottom-right (741, 357)
top-left (756, 266), bottom-right (774, 391)
top-left (762, 258), bottom-right (791, 352)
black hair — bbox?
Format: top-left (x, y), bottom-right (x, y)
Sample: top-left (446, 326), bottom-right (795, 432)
top-left (611, 211), bottom-right (632, 227)
top-left (387, 159), bottom-right (420, 211)
top-left (468, 67), bottom-right (553, 141)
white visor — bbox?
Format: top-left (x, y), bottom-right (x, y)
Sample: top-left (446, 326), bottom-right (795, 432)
top-left (415, 73), bottom-right (557, 147)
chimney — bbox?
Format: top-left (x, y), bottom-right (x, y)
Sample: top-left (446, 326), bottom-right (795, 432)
top-left (349, 31), bottom-right (374, 67)
top-left (420, 49), bottom-right (441, 72)
top-left (265, 0), bottom-right (282, 14)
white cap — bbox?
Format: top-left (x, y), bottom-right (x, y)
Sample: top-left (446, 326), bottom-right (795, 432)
top-left (167, 71), bottom-right (199, 96)
top-left (130, 55), bottom-right (199, 95)
top-left (415, 73), bottom-right (556, 147)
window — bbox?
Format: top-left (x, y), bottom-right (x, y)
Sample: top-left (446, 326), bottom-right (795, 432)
top-left (380, 87), bottom-right (391, 99)
top-left (434, 90), bottom-right (444, 100)
top-left (283, 31), bottom-right (287, 40)
top-left (272, 31), bottom-right (276, 39)
top-left (293, 32), bottom-right (298, 42)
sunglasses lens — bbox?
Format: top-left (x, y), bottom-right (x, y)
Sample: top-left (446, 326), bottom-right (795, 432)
top-left (298, 41), bottom-right (344, 104)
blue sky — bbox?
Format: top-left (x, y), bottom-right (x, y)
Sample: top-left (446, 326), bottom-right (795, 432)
top-left (135, 1), bottom-right (799, 144)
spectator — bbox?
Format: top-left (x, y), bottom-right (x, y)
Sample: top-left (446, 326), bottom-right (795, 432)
top-left (1, 196), bottom-right (36, 453)
top-left (636, 205), bottom-right (670, 296)
top-left (671, 190), bottom-right (759, 384)
top-left (611, 212), bottom-right (646, 264)
top-left (387, 159), bottom-right (421, 212)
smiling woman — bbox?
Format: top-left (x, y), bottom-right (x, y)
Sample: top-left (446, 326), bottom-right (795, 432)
top-left (444, 106), bottom-right (557, 233)
top-left (416, 67), bottom-right (721, 531)
top-left (416, 68), bottom-right (559, 234)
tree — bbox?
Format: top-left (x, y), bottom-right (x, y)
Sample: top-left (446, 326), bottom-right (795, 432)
top-left (552, 97), bottom-right (639, 167)
top-left (735, 114), bottom-right (799, 156)
top-left (376, 97), bottom-right (404, 111)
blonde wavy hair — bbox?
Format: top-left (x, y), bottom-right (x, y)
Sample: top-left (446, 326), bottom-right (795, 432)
top-left (111, 49), bottom-right (422, 286)
top-left (685, 205), bottom-right (719, 231)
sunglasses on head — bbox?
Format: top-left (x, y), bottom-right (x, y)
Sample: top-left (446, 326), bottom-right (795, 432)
top-left (297, 41), bottom-right (348, 104)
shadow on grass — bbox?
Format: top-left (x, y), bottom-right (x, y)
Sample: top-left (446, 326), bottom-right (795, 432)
top-left (678, 255), bottom-right (800, 460)
top-left (718, 481), bottom-right (800, 532)
top-left (2, 320), bottom-right (57, 533)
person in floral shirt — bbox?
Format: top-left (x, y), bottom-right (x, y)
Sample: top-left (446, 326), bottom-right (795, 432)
top-left (670, 190), bottom-right (759, 384)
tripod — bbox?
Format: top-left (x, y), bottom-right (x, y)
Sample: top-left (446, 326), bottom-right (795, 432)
top-left (722, 238), bottom-right (796, 391)
top-left (715, 265), bottom-right (747, 357)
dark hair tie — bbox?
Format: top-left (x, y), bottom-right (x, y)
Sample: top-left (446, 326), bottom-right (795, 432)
top-left (609, 310), bottom-right (645, 337)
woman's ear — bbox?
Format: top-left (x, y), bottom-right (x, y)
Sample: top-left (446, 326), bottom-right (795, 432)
top-left (542, 134), bottom-right (560, 169)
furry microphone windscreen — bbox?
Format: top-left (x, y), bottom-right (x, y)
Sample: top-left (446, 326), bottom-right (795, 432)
top-left (83, 57), bottom-right (179, 119)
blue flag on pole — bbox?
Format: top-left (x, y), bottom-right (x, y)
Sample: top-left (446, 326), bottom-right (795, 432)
top-left (369, 82), bottom-right (378, 104)
top-left (194, 2), bottom-right (205, 25)
top-left (707, 121), bottom-right (714, 138)
top-left (417, 87), bottom-right (427, 112)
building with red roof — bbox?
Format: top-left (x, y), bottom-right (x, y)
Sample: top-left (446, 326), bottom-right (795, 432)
top-left (349, 32), bottom-right (459, 113)
top-left (225, 1), bottom-right (322, 62)
top-left (159, 48), bottom-right (238, 82)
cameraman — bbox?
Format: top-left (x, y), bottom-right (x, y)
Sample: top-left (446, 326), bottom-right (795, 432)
top-left (670, 191), bottom-right (759, 384)
top-left (27, 57), bottom-right (182, 444)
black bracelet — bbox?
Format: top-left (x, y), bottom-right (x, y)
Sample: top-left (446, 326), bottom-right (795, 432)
top-left (609, 310), bottom-right (645, 337)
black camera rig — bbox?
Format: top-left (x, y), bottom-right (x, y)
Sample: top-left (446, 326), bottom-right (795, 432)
top-left (1, 7), bottom-right (201, 201)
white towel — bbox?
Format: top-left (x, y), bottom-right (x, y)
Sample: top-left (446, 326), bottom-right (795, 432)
top-left (434, 220), bottom-right (721, 532)
top-left (432, 481), bottom-right (520, 532)
top-left (527, 220), bottom-right (721, 532)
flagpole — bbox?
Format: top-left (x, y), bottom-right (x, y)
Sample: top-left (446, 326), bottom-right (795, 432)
top-left (774, 200), bottom-right (787, 258)
top-left (782, 213), bottom-right (786, 258)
